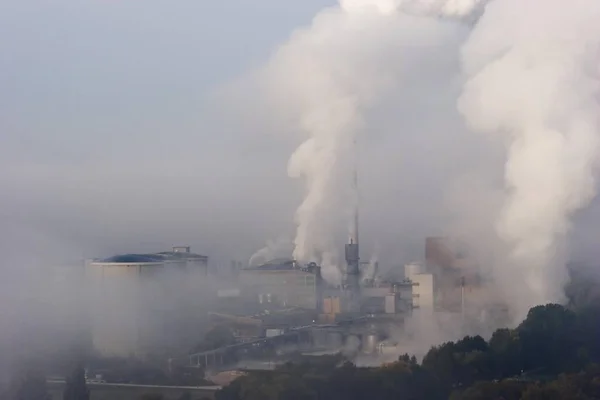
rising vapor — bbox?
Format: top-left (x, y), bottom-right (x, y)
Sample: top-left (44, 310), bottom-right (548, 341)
top-left (256, 0), bottom-right (479, 281)
top-left (229, 0), bottom-right (600, 323)
top-left (458, 0), bottom-right (600, 314)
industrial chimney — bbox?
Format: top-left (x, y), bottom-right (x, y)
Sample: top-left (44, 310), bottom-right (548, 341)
top-left (343, 138), bottom-right (361, 310)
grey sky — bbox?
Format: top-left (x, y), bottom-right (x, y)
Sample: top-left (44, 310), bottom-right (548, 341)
top-left (0, 0), bottom-right (337, 263)
top-left (3, 0), bottom-right (600, 374)
top-left (2, 0), bottom-right (600, 272)
top-left (0, 1), bottom-right (332, 162)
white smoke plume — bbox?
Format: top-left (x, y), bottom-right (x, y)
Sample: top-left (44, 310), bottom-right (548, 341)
top-left (248, 238), bottom-right (294, 267)
top-left (341, 0), bottom-right (483, 17)
top-left (255, 0), bottom-right (480, 280)
top-left (458, 0), bottom-right (600, 315)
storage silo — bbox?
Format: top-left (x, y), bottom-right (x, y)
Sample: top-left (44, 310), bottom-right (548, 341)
top-left (362, 332), bottom-right (379, 354)
top-left (85, 254), bottom-right (168, 358)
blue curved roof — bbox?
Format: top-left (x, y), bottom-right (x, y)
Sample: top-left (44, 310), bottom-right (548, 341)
top-left (100, 254), bottom-right (164, 263)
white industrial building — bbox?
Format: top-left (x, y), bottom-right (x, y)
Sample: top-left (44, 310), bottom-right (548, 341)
top-left (86, 247), bottom-right (208, 358)
top-left (404, 262), bottom-right (434, 312)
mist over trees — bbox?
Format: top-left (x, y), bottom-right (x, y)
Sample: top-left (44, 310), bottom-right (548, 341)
top-left (215, 302), bottom-right (600, 400)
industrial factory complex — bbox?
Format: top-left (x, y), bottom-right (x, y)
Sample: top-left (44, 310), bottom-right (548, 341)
top-left (85, 235), bottom-right (504, 375)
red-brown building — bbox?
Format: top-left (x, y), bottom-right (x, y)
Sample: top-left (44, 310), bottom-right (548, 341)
top-left (425, 237), bottom-right (481, 312)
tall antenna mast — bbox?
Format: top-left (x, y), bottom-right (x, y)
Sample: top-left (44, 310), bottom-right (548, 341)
top-left (352, 135), bottom-right (359, 245)
top-left (344, 134), bottom-right (361, 309)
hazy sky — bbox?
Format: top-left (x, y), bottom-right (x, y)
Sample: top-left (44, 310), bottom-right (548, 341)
top-left (0, 0), bottom-right (475, 268)
top-left (4, 1), bottom-right (600, 373)
top-left (2, 0), bottom-right (600, 273)
top-left (0, 1), bottom-right (340, 264)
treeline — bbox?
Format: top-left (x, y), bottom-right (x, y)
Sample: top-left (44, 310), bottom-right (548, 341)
top-left (216, 303), bottom-right (600, 400)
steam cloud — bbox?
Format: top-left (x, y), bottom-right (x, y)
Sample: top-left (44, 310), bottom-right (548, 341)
top-left (268, 2), bottom-right (400, 278)
top-left (248, 238), bottom-right (294, 267)
top-left (458, 0), bottom-right (600, 314)
top-left (255, 0), bottom-right (481, 281)
top-left (4, 0), bottom-right (600, 372)
top-left (248, 0), bottom-right (600, 320)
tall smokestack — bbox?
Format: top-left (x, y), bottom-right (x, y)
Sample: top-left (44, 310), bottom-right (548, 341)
top-left (352, 136), bottom-right (359, 246)
top-left (257, 0), bottom-right (482, 283)
top-left (344, 136), bottom-right (361, 308)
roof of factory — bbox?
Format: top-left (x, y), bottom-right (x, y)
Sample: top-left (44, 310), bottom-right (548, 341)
top-left (248, 258), bottom-right (296, 270)
top-left (94, 248), bottom-right (208, 264)
top-left (244, 258), bottom-right (320, 272)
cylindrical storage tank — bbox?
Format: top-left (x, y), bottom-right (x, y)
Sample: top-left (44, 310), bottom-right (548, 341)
top-left (362, 332), bottom-right (379, 354)
top-left (404, 262), bottom-right (422, 280)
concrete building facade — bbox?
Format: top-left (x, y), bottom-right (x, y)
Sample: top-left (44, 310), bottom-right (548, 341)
top-left (238, 259), bottom-right (323, 311)
top-left (404, 262), bottom-right (434, 312)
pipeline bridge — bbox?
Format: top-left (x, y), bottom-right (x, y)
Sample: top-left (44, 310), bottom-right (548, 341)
top-left (187, 315), bottom-right (403, 370)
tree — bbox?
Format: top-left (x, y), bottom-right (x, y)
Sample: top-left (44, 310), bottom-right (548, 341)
top-left (488, 328), bottom-right (523, 378)
top-left (518, 304), bottom-right (579, 372)
top-left (176, 393), bottom-right (191, 400)
top-left (398, 353), bottom-right (418, 365)
top-left (215, 303), bottom-right (600, 400)
top-left (138, 394), bottom-right (164, 400)
top-left (450, 380), bottom-right (527, 400)
top-left (62, 365), bottom-right (90, 400)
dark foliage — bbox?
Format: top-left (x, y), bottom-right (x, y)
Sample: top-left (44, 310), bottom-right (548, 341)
top-left (216, 357), bottom-right (444, 400)
top-left (138, 394), bottom-right (164, 400)
top-left (176, 392), bottom-right (192, 400)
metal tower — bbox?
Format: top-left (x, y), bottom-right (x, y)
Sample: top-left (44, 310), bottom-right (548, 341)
top-left (344, 137), bottom-right (361, 308)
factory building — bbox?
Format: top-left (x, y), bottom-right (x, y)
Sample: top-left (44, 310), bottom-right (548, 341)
top-left (86, 247), bottom-right (209, 358)
top-left (425, 237), bottom-right (480, 313)
top-left (239, 259), bottom-right (323, 310)
top-left (423, 237), bottom-right (510, 327)
top-left (404, 262), bottom-right (434, 312)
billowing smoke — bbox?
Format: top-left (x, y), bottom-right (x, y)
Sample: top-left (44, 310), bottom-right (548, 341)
top-left (255, 0), bottom-right (480, 280)
top-left (458, 0), bottom-right (600, 315)
top-left (248, 238), bottom-right (294, 267)
top-left (269, 2), bottom-right (401, 278)
top-left (362, 247), bottom-right (380, 283)
top-left (341, 0), bottom-right (483, 17)
top-left (226, 0), bottom-right (600, 336)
